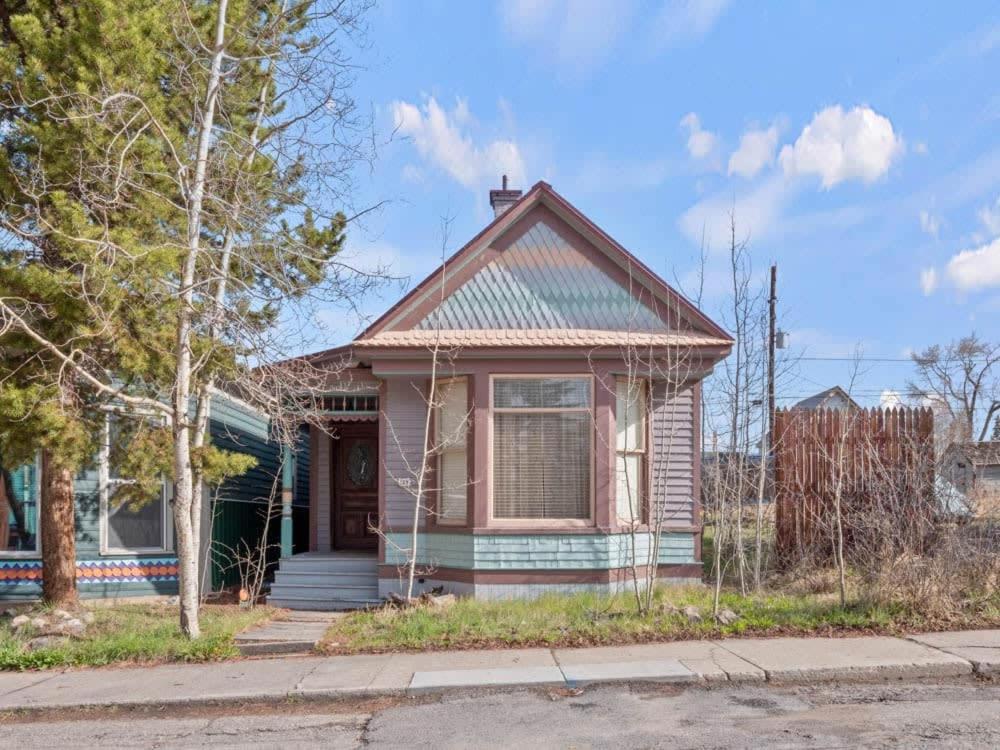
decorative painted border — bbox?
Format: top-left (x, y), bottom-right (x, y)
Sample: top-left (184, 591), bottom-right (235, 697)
top-left (0, 558), bottom-right (179, 586)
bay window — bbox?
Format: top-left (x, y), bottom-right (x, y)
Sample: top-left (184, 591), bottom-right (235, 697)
top-left (616, 378), bottom-right (647, 524)
top-left (435, 378), bottom-right (468, 524)
top-left (492, 376), bottom-right (592, 520)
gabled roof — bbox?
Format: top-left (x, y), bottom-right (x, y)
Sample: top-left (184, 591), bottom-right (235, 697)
top-left (946, 441), bottom-right (1000, 467)
top-left (791, 386), bottom-right (861, 411)
top-left (355, 182), bottom-right (731, 348)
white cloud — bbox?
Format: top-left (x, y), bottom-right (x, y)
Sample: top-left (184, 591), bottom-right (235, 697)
top-left (728, 123), bottom-right (780, 178)
top-left (919, 210), bottom-right (941, 238)
top-left (914, 141), bottom-right (929, 155)
top-left (391, 96), bottom-right (525, 190)
top-left (500, 0), bottom-right (638, 75)
top-left (978, 195), bottom-right (1000, 235)
top-left (919, 267), bottom-right (938, 295)
top-left (678, 174), bottom-right (788, 247)
top-left (680, 112), bottom-right (718, 161)
top-left (779, 105), bottom-right (904, 189)
top-left (650, 0), bottom-right (731, 50)
top-left (946, 236), bottom-right (1000, 291)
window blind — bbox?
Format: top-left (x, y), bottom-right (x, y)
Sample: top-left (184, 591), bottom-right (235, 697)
top-left (493, 377), bottom-right (591, 520)
top-left (437, 379), bottom-right (468, 523)
top-left (615, 378), bottom-right (646, 523)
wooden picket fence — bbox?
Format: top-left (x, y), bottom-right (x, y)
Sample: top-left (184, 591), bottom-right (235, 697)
top-left (773, 406), bottom-right (935, 561)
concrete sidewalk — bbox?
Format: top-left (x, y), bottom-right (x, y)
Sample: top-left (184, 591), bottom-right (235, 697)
top-left (0, 630), bottom-right (995, 712)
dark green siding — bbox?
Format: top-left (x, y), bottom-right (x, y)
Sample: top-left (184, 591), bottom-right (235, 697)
top-left (209, 424), bottom-right (310, 591)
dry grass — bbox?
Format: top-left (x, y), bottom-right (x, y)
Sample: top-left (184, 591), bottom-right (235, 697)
top-left (318, 583), bottom-right (1000, 655)
top-left (0, 603), bottom-right (275, 671)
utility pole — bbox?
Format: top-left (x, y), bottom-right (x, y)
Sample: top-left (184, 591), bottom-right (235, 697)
top-left (767, 264), bottom-right (777, 455)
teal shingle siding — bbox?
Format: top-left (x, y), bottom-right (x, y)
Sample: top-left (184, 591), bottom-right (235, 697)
top-left (1, 401), bottom-right (293, 601)
top-left (1, 456), bottom-right (179, 601)
top-left (383, 532), bottom-right (696, 570)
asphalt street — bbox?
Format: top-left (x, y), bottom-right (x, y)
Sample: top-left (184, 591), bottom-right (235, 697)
top-left (5, 680), bottom-right (1000, 748)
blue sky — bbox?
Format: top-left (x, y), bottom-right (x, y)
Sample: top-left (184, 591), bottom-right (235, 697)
top-left (323, 1), bottom-right (1000, 410)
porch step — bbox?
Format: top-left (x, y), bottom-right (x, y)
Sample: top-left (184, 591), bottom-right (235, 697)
top-left (273, 570), bottom-right (378, 588)
top-left (267, 552), bottom-right (382, 611)
top-left (266, 595), bottom-right (383, 611)
top-left (269, 582), bottom-right (380, 600)
top-left (275, 556), bottom-right (380, 574)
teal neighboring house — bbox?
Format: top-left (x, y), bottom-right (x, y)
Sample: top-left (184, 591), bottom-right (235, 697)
top-left (0, 393), bottom-right (309, 602)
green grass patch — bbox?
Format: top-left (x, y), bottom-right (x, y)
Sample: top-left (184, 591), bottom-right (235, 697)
top-left (0, 603), bottom-right (274, 671)
top-left (320, 585), bottom-right (999, 655)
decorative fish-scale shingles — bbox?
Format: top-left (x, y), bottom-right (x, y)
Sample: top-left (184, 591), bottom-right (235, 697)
top-left (416, 220), bottom-right (667, 332)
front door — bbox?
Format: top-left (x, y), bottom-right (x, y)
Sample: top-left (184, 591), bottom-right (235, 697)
top-left (332, 424), bottom-right (378, 550)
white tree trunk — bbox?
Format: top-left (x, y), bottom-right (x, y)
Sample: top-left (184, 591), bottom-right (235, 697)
top-left (173, 0), bottom-right (229, 639)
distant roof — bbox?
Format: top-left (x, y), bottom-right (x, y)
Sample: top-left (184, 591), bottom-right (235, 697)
top-left (791, 386), bottom-right (861, 411)
top-left (946, 442), bottom-right (1000, 466)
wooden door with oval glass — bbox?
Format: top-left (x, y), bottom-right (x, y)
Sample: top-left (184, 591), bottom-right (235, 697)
top-left (332, 424), bottom-right (378, 550)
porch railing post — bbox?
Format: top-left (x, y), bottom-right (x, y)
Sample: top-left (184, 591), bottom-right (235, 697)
top-left (280, 444), bottom-right (294, 558)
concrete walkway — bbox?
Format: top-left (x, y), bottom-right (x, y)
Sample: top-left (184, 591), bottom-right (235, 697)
top-left (234, 610), bottom-right (344, 656)
top-left (0, 630), bottom-right (996, 712)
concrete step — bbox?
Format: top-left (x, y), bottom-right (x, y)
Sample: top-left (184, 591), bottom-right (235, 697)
top-left (274, 571), bottom-right (378, 587)
top-left (266, 595), bottom-right (382, 611)
top-left (270, 582), bottom-right (380, 600)
top-left (236, 639), bottom-right (319, 656)
top-left (277, 557), bottom-right (378, 574)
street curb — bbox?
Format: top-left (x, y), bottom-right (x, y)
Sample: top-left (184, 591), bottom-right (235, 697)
top-left (0, 662), bottom-right (986, 714)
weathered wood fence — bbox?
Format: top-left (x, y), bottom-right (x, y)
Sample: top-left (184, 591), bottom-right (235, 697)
top-left (773, 406), bottom-right (935, 560)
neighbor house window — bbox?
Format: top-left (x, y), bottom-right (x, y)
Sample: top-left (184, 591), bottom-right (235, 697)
top-left (1, 455), bottom-right (41, 557)
top-left (436, 378), bottom-right (468, 524)
top-left (100, 413), bottom-right (170, 553)
top-left (492, 376), bottom-right (592, 520)
top-left (616, 378), bottom-right (647, 524)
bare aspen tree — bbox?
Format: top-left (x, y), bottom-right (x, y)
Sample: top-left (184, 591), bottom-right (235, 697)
top-left (378, 218), bottom-right (471, 602)
top-left (590, 265), bottom-right (703, 615)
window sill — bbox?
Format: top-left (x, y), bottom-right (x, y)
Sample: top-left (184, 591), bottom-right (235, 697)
top-left (482, 518), bottom-right (597, 534)
top-left (0, 552), bottom-right (42, 560)
top-left (99, 548), bottom-right (174, 557)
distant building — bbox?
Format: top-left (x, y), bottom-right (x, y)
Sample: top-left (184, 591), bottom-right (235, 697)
top-left (791, 386), bottom-right (860, 411)
top-left (940, 442), bottom-right (1000, 517)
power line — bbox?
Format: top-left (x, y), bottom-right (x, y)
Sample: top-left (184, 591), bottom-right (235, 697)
top-left (793, 355), bottom-right (995, 363)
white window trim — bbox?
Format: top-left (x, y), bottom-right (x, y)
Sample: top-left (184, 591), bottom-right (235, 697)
top-left (99, 413), bottom-right (173, 556)
top-left (435, 376), bottom-right (469, 526)
top-left (488, 374), bottom-right (596, 527)
top-left (0, 452), bottom-right (42, 559)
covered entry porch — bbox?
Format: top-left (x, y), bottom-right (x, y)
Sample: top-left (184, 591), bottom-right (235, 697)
top-left (268, 384), bottom-right (385, 610)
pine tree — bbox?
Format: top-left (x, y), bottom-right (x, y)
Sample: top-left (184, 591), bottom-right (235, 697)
top-left (1, 0), bottom-right (182, 605)
top-left (2, 1), bottom-right (378, 632)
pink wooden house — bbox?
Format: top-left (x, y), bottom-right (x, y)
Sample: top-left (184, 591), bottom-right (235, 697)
top-left (269, 180), bottom-right (732, 608)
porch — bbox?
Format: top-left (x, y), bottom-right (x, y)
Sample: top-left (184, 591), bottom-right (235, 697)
top-left (266, 387), bottom-right (382, 610)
